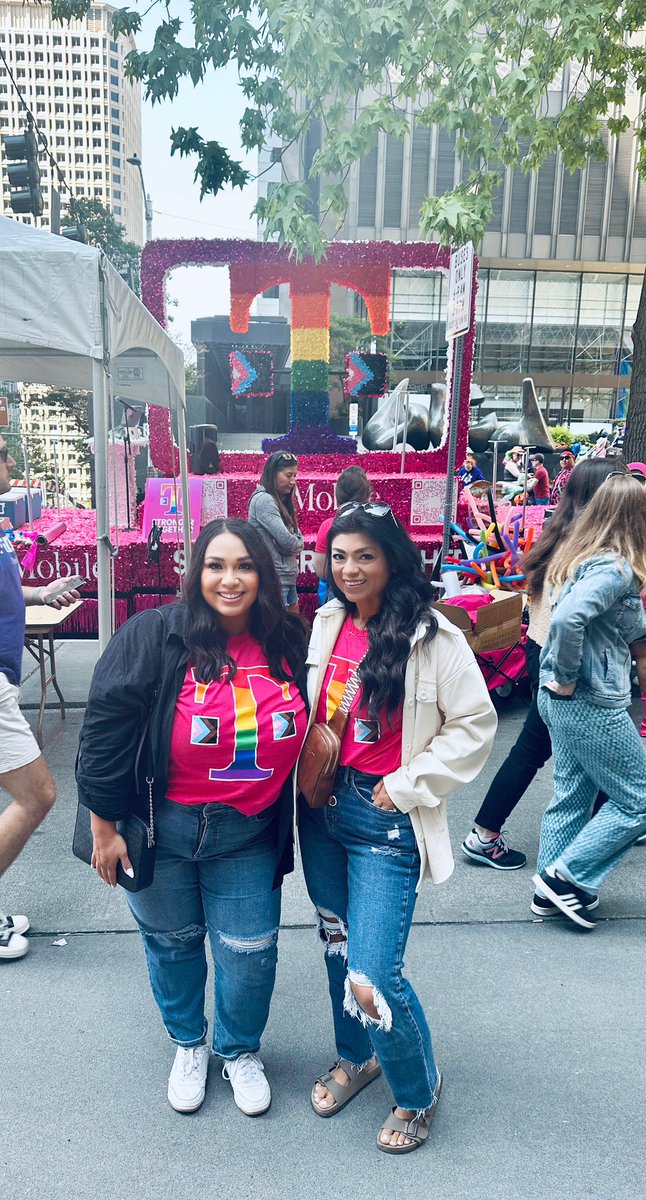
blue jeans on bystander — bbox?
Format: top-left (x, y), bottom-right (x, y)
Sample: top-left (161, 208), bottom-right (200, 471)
top-left (299, 767), bottom-right (439, 1112)
top-left (127, 795), bottom-right (281, 1059)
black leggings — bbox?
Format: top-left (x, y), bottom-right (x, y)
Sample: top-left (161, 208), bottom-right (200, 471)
top-left (474, 638), bottom-right (607, 832)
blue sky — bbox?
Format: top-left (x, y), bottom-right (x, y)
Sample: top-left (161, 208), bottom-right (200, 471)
top-left (137, 2), bottom-right (259, 356)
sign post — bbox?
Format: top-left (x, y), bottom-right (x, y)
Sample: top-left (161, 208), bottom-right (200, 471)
top-left (441, 242), bottom-right (474, 566)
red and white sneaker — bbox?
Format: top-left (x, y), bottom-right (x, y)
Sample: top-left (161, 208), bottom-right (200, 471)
top-left (461, 829), bottom-right (526, 870)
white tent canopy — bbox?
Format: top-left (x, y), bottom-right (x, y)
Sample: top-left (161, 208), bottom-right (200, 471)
top-left (0, 217), bottom-right (191, 650)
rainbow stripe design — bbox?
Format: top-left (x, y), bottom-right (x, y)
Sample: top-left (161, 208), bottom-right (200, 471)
top-left (209, 680), bottom-right (273, 782)
top-left (290, 282), bottom-right (331, 429)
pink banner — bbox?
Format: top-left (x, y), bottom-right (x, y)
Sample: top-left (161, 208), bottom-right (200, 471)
top-left (142, 478), bottom-right (203, 539)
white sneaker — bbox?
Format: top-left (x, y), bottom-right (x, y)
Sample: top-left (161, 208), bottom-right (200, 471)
top-left (167, 1044), bottom-right (210, 1113)
top-left (0, 913), bottom-right (30, 937)
top-left (222, 1052), bottom-right (271, 1116)
top-left (0, 914), bottom-right (30, 960)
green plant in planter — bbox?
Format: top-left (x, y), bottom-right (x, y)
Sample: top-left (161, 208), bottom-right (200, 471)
top-left (549, 425), bottom-right (574, 448)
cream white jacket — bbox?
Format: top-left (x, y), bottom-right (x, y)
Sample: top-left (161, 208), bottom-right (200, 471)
top-left (303, 600), bottom-right (498, 889)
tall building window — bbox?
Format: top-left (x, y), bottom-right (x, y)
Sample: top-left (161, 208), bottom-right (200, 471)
top-left (358, 146), bottom-right (378, 225)
top-left (383, 135), bottom-right (404, 227)
top-left (534, 154), bottom-right (557, 236)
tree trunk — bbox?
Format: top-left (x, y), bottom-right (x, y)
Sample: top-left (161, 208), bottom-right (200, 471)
top-left (624, 268), bottom-right (646, 464)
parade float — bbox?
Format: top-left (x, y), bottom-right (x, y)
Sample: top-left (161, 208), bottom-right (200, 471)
top-left (0, 222), bottom-right (548, 640)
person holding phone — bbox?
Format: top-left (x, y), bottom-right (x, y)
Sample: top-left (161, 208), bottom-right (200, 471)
top-left (299, 503), bottom-right (496, 1154)
top-left (76, 519), bottom-right (308, 1114)
top-left (0, 434), bottom-right (80, 961)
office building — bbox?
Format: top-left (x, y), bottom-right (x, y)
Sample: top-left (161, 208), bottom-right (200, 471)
top-left (277, 87), bottom-right (646, 425)
top-left (0, 0), bottom-right (142, 242)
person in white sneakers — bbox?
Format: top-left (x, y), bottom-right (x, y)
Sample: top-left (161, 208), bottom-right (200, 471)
top-left (77, 520), bottom-right (309, 1115)
top-left (0, 435), bottom-right (79, 960)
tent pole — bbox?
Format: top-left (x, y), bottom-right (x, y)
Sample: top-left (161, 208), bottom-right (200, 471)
top-left (176, 394), bottom-right (192, 574)
top-left (93, 359), bottom-right (112, 652)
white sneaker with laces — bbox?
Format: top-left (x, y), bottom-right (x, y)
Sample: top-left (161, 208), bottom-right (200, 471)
top-left (222, 1052), bottom-right (271, 1116)
top-left (0, 914), bottom-right (30, 960)
top-left (167, 1044), bottom-right (210, 1113)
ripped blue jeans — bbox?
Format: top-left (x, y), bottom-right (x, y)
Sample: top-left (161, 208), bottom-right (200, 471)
top-left (299, 767), bottom-right (439, 1111)
top-left (127, 795), bottom-right (280, 1059)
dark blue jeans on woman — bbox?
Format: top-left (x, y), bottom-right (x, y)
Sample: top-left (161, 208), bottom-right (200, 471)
top-left (127, 795), bottom-right (281, 1060)
top-left (299, 767), bottom-right (439, 1112)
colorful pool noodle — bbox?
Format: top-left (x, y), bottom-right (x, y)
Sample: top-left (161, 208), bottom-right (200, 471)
top-left (462, 487), bottom-right (488, 531)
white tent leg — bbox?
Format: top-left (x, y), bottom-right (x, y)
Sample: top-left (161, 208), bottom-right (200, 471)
top-left (176, 396), bottom-right (192, 574)
top-left (93, 360), bottom-right (113, 653)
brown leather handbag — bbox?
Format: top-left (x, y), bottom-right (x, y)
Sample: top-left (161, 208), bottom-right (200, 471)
top-left (297, 669), bottom-right (363, 808)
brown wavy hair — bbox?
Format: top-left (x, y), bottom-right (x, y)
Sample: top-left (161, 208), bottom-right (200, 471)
top-left (523, 458), bottom-right (627, 598)
top-left (546, 474), bottom-right (646, 592)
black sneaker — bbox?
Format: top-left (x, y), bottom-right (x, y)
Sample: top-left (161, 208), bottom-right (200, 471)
top-left (531, 891), bottom-right (599, 917)
top-left (531, 870), bottom-right (598, 929)
top-left (461, 830), bottom-right (527, 870)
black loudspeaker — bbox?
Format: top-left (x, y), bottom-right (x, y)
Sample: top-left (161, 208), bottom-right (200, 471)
top-left (189, 424), bottom-right (218, 456)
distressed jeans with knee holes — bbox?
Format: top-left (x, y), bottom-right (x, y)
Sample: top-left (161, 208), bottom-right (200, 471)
top-left (299, 767), bottom-right (439, 1112)
top-left (126, 795), bottom-right (281, 1059)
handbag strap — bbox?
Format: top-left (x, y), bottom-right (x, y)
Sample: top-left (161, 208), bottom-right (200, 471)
top-left (141, 608), bottom-right (166, 845)
top-left (327, 662), bottom-right (364, 737)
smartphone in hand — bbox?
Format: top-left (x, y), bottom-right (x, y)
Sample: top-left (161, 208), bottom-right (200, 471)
top-left (44, 575), bottom-right (86, 604)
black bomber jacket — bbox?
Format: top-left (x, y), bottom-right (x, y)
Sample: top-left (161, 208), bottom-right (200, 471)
top-left (76, 602), bottom-right (307, 886)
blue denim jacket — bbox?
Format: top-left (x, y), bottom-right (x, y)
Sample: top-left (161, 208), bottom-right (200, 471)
top-left (539, 554), bottom-right (646, 708)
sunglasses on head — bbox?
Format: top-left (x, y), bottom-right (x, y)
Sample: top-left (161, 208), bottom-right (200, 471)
top-left (275, 454), bottom-right (297, 466)
top-left (604, 470), bottom-right (645, 485)
top-left (336, 501), bottom-right (398, 523)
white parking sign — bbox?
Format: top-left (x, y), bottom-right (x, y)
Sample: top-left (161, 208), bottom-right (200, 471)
top-left (446, 242), bottom-right (474, 339)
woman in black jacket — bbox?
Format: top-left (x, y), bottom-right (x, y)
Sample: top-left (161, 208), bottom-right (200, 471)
top-left (77, 519), bottom-right (308, 1117)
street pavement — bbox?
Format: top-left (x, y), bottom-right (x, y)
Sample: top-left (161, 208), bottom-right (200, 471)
top-left (2, 640), bottom-right (645, 1200)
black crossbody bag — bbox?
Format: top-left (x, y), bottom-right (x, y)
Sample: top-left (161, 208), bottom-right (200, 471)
top-left (73, 614), bottom-right (164, 893)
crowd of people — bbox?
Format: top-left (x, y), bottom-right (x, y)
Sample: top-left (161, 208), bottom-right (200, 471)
top-left (1, 436), bottom-right (646, 1156)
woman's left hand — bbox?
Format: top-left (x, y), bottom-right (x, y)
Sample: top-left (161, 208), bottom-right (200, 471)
top-left (372, 779), bottom-right (397, 811)
top-left (544, 679), bottom-right (576, 697)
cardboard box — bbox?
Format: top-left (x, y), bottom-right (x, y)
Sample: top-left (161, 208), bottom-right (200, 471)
top-left (0, 490), bottom-right (27, 530)
top-left (434, 589), bottom-right (523, 653)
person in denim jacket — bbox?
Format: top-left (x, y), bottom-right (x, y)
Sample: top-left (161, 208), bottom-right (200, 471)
top-left (533, 475), bottom-right (646, 928)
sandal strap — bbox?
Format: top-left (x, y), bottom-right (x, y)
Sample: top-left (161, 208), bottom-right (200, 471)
top-left (382, 1109), bottom-right (428, 1144)
top-left (313, 1059), bottom-right (380, 1107)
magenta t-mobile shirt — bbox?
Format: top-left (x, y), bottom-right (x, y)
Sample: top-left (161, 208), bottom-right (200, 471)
top-left (316, 616), bottom-right (403, 776)
top-left (166, 632), bottom-right (307, 814)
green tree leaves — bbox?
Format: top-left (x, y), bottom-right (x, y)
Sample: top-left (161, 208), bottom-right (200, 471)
top-left (49, 0), bottom-right (646, 252)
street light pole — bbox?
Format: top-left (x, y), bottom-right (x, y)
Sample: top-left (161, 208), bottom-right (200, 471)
top-left (126, 153), bottom-right (153, 242)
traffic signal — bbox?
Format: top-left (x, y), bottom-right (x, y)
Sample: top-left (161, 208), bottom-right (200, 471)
top-left (61, 223), bottom-right (88, 243)
top-left (3, 127), bottom-right (43, 217)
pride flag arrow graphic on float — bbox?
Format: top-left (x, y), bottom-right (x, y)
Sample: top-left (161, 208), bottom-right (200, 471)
top-left (229, 351), bottom-right (258, 396)
top-left (345, 352), bottom-right (375, 397)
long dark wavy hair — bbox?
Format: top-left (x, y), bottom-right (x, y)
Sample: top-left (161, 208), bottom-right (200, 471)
top-left (260, 451), bottom-right (300, 533)
top-left (327, 507), bottom-right (437, 719)
top-left (524, 457), bottom-right (627, 598)
top-left (182, 518), bottom-right (307, 683)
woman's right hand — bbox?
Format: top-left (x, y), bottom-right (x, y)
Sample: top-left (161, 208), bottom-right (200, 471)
top-left (90, 814), bottom-right (133, 888)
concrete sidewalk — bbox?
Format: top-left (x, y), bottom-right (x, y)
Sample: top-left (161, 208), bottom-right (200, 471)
top-left (2, 642), bottom-right (645, 1198)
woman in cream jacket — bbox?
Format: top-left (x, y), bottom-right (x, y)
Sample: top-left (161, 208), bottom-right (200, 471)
top-left (299, 502), bottom-right (496, 1155)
